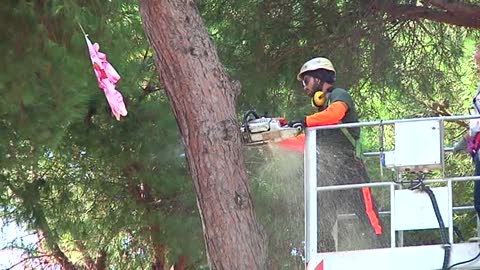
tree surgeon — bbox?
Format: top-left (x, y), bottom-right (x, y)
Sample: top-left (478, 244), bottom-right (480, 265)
top-left (285, 57), bottom-right (387, 252)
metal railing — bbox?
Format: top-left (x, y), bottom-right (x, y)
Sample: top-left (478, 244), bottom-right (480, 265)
top-left (303, 114), bottom-right (480, 261)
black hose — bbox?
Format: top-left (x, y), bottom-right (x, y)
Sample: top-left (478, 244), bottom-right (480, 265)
top-left (408, 175), bottom-right (480, 269)
top-left (423, 186), bottom-right (451, 270)
top-left (447, 249), bottom-right (480, 269)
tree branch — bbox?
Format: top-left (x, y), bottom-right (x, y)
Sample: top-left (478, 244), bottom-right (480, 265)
top-left (95, 249), bottom-right (107, 270)
top-left (371, 1), bottom-right (480, 28)
top-left (6, 254), bottom-right (55, 270)
top-left (75, 240), bottom-right (96, 269)
top-left (6, 181), bottom-right (78, 270)
top-left (427, 0), bottom-right (480, 18)
top-left (38, 229), bottom-right (78, 270)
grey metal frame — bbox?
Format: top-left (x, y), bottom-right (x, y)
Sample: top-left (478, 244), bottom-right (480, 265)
top-left (304, 114), bottom-right (480, 262)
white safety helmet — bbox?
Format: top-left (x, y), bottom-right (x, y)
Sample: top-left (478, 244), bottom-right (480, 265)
top-left (297, 57), bottom-right (335, 81)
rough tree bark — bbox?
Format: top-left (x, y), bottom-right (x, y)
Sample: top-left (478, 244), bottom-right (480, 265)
top-left (138, 1), bottom-right (267, 269)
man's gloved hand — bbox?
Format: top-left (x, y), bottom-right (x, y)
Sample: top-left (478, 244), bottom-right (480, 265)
top-left (287, 119), bottom-right (305, 130)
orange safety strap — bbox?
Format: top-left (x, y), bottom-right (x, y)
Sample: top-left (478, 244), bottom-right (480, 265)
top-left (305, 101), bottom-right (347, 127)
top-left (361, 187), bottom-right (383, 235)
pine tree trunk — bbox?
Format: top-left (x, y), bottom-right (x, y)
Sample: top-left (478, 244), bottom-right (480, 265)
top-left (138, 1), bottom-right (267, 269)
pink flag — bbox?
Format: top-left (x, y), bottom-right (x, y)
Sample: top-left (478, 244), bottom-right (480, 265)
top-left (84, 35), bottom-right (127, 120)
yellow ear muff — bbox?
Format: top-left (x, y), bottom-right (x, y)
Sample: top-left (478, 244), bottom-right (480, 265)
top-left (311, 91), bottom-right (326, 108)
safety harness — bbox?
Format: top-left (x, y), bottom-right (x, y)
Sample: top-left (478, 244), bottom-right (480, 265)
top-left (322, 88), bottom-right (362, 159)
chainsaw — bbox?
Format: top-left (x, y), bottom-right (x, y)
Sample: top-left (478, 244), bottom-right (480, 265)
top-left (240, 110), bottom-right (303, 146)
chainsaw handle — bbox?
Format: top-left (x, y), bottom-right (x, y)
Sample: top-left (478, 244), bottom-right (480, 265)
top-left (242, 110), bottom-right (260, 124)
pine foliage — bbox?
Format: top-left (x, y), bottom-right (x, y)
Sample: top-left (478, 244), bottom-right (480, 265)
top-left (1, 0), bottom-right (480, 268)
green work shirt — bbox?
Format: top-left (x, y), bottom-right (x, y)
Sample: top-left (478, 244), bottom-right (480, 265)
top-left (317, 87), bottom-right (360, 146)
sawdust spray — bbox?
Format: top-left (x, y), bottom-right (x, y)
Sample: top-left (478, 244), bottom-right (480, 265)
top-left (245, 145), bottom-right (305, 269)
top-left (245, 143), bottom-right (381, 266)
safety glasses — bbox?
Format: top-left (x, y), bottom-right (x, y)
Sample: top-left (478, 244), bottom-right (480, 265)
top-left (302, 76), bottom-right (310, 87)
